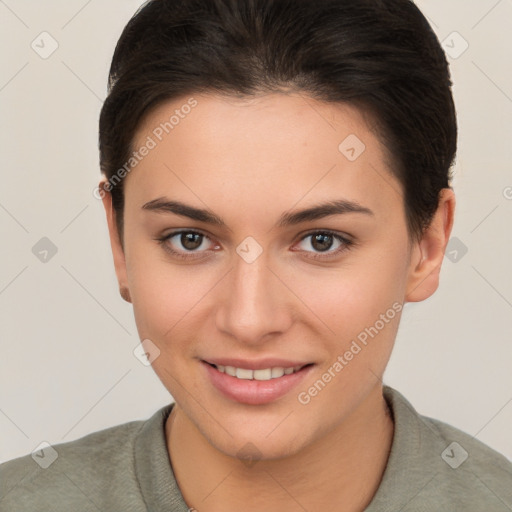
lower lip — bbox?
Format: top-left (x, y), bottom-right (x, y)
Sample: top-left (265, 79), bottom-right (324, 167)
top-left (202, 361), bottom-right (314, 405)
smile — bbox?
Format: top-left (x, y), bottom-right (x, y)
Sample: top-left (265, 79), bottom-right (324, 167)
top-left (208, 363), bottom-right (305, 381)
top-left (202, 360), bottom-right (315, 405)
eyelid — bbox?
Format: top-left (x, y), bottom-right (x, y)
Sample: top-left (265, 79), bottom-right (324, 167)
top-left (295, 228), bottom-right (354, 245)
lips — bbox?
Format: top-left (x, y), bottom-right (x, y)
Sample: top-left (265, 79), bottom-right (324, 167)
top-left (201, 359), bottom-right (315, 405)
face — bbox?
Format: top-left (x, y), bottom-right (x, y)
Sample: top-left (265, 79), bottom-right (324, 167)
top-left (102, 92), bottom-right (452, 460)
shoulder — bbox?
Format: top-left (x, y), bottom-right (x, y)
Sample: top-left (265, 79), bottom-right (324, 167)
top-left (423, 410), bottom-right (512, 472)
top-left (0, 412), bottom-right (158, 511)
top-left (372, 386), bottom-right (512, 511)
top-left (420, 412), bottom-right (512, 503)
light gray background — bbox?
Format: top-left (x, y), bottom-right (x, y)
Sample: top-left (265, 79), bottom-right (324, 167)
top-left (1, 0), bottom-right (511, 464)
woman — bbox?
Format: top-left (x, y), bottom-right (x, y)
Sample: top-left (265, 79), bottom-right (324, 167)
top-left (1, 0), bottom-right (511, 510)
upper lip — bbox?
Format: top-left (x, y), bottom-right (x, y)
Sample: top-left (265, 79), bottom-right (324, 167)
top-left (202, 358), bottom-right (313, 370)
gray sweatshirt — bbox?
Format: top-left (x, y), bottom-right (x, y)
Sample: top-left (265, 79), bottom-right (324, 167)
top-left (1, 386), bottom-right (511, 511)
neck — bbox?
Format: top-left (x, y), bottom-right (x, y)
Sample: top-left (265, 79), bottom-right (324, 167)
top-left (166, 384), bottom-right (394, 512)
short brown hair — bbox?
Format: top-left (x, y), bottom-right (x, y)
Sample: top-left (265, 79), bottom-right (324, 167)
top-left (99, 0), bottom-right (457, 242)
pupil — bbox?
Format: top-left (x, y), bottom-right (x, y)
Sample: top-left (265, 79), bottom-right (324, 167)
top-left (312, 233), bottom-right (332, 252)
top-left (182, 233), bottom-right (202, 250)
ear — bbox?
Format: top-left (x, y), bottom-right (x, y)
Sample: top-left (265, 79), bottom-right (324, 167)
top-left (405, 188), bottom-right (456, 302)
top-left (99, 179), bottom-right (132, 303)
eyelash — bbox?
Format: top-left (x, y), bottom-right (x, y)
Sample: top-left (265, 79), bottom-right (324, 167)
top-left (155, 229), bottom-right (355, 261)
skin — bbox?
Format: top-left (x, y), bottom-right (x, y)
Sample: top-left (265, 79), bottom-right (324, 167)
top-left (100, 91), bottom-right (455, 511)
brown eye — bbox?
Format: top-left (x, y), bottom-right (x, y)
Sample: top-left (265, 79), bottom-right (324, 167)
top-left (180, 232), bottom-right (203, 250)
top-left (294, 230), bottom-right (354, 260)
top-left (157, 230), bottom-right (215, 260)
top-left (310, 233), bottom-right (334, 252)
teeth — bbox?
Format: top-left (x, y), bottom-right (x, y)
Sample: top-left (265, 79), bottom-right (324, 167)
top-left (271, 367), bottom-right (284, 378)
top-left (214, 364), bottom-right (304, 380)
top-left (236, 368), bottom-right (253, 380)
top-left (225, 366), bottom-right (236, 377)
top-left (254, 368), bottom-right (272, 380)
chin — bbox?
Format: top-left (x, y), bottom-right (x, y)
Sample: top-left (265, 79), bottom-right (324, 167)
top-left (211, 429), bottom-right (309, 464)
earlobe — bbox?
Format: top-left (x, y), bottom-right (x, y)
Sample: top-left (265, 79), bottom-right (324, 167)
top-left (99, 179), bottom-right (132, 304)
top-left (405, 188), bottom-right (456, 303)
top-left (120, 286), bottom-right (132, 303)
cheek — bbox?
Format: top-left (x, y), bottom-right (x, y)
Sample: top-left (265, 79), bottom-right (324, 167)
top-left (292, 257), bottom-right (406, 414)
top-left (129, 259), bottom-right (214, 341)
top-left (124, 234), bottom-right (226, 361)
top-left (291, 246), bottom-right (408, 336)
top-left (292, 243), bottom-right (409, 397)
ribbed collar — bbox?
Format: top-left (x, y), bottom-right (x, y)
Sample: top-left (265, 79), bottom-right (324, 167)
top-left (134, 402), bottom-right (189, 511)
top-left (365, 385), bottom-right (441, 511)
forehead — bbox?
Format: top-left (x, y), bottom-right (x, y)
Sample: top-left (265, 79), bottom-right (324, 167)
top-left (134, 92), bottom-right (380, 154)
top-left (126, 92), bottom-right (402, 223)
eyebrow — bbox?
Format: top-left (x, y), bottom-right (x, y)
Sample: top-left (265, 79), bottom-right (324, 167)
top-left (141, 197), bottom-right (374, 228)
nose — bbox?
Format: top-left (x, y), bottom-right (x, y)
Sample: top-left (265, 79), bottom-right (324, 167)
top-left (215, 249), bottom-right (294, 346)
